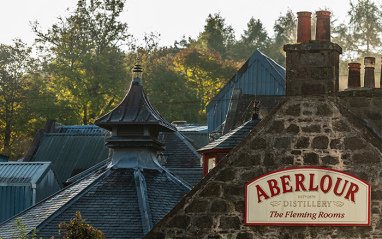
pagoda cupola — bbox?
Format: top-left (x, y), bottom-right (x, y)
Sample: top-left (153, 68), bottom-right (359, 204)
top-left (94, 61), bottom-right (176, 169)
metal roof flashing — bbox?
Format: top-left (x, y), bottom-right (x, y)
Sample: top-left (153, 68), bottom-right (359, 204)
top-left (111, 149), bottom-right (163, 171)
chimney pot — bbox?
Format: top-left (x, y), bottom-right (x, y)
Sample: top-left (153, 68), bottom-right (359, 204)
top-left (315, 11), bottom-right (331, 42)
top-left (347, 63), bottom-right (361, 88)
top-left (297, 12), bottom-right (312, 43)
top-left (364, 57), bottom-right (375, 88)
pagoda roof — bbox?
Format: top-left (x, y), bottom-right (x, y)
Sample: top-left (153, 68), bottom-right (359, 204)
top-left (94, 78), bottom-right (176, 132)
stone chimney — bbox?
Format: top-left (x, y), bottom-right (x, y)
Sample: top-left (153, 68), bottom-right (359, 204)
top-left (347, 63), bottom-right (361, 88)
top-left (283, 11), bottom-right (342, 96)
top-left (364, 57), bottom-right (375, 88)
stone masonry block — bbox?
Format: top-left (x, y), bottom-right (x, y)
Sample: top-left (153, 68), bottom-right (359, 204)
top-left (332, 120), bottom-right (350, 132)
top-left (274, 137), bottom-right (291, 150)
top-left (285, 104), bottom-right (301, 116)
top-left (295, 137), bottom-right (310, 149)
top-left (321, 156), bottom-right (339, 165)
top-left (219, 216), bottom-right (241, 230)
top-left (268, 120), bottom-right (285, 133)
top-left (316, 103), bottom-right (333, 116)
top-left (209, 200), bottom-right (229, 213)
top-left (168, 215), bottom-right (191, 229)
top-left (344, 136), bottom-right (366, 150)
top-left (312, 136), bottom-right (329, 149)
top-left (200, 183), bottom-right (221, 197)
top-left (215, 168), bottom-right (236, 182)
top-left (304, 152), bottom-right (319, 165)
top-left (237, 153), bottom-right (261, 167)
top-left (192, 215), bottom-right (213, 229)
top-left (250, 137), bottom-right (267, 150)
top-left (302, 124), bottom-right (321, 133)
top-left (185, 199), bottom-right (209, 213)
top-left (286, 124), bottom-right (300, 134)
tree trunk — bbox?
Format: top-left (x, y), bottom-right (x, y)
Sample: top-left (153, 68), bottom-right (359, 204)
top-left (83, 104), bottom-right (88, 125)
top-left (4, 111), bottom-right (11, 156)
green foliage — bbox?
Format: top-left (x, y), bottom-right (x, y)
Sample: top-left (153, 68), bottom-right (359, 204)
top-left (347, 0), bottom-right (382, 56)
top-left (197, 13), bottom-right (235, 59)
top-left (230, 17), bottom-right (270, 61)
top-left (270, 9), bottom-right (297, 66)
top-left (7, 217), bottom-right (39, 239)
top-left (53, 212), bottom-right (105, 239)
top-left (0, 40), bottom-right (49, 160)
top-left (174, 47), bottom-right (238, 117)
top-left (32, 0), bottom-right (129, 125)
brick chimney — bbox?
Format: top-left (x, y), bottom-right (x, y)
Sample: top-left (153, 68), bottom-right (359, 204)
top-left (347, 63), bottom-right (361, 88)
top-left (297, 12), bottom-right (311, 42)
top-left (364, 57), bottom-right (375, 88)
top-left (283, 11), bottom-right (342, 96)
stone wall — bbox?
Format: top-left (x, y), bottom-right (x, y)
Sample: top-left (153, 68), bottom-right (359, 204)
top-left (145, 96), bottom-right (382, 239)
top-left (284, 42), bottom-right (342, 96)
top-left (339, 89), bottom-right (382, 137)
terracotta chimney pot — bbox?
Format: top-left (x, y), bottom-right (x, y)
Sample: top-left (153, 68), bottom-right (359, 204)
top-left (316, 11), bottom-right (331, 42)
top-left (364, 57), bottom-right (375, 88)
top-left (348, 63), bottom-right (361, 88)
top-left (297, 12), bottom-right (312, 43)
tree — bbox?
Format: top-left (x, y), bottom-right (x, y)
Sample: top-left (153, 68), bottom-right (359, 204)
top-left (0, 40), bottom-right (44, 159)
top-left (32, 0), bottom-right (129, 125)
top-left (174, 47), bottom-right (238, 118)
top-left (197, 13), bottom-right (235, 59)
top-left (54, 212), bottom-right (105, 239)
top-left (127, 34), bottom-right (201, 123)
top-left (269, 9), bottom-right (297, 66)
top-left (347, 0), bottom-right (382, 56)
top-left (231, 17), bottom-right (270, 61)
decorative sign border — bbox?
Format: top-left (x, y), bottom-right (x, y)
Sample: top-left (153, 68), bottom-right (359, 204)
top-left (245, 167), bottom-right (370, 226)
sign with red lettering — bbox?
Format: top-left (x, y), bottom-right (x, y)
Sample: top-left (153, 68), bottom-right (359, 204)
top-left (245, 167), bottom-right (370, 226)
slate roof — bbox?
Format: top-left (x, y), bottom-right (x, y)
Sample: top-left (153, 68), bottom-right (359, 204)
top-left (94, 77), bottom-right (176, 132)
top-left (198, 119), bottom-right (261, 152)
top-left (0, 162), bottom-right (190, 239)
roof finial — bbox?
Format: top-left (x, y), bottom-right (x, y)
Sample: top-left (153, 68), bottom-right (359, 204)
top-left (133, 57), bottom-right (143, 79)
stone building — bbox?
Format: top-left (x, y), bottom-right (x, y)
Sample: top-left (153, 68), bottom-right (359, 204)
top-left (144, 11), bottom-right (382, 239)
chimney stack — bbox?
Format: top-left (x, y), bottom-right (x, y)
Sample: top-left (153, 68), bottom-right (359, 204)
top-left (364, 57), bottom-right (375, 88)
top-left (347, 63), bottom-right (361, 88)
top-left (284, 10), bottom-right (342, 96)
top-left (315, 11), bottom-right (331, 42)
top-left (297, 12), bottom-right (312, 43)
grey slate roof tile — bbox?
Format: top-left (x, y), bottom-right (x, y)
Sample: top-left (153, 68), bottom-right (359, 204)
top-left (199, 119), bottom-right (261, 152)
top-left (0, 168), bottom-right (107, 239)
top-left (0, 165), bottom-right (191, 239)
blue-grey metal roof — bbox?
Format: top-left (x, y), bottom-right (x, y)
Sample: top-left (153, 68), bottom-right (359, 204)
top-left (176, 124), bottom-right (208, 133)
top-left (0, 162), bottom-right (52, 185)
top-left (199, 119), bottom-right (261, 152)
top-left (206, 50), bottom-right (285, 133)
top-left (31, 132), bottom-right (110, 185)
top-left (0, 154), bottom-right (9, 162)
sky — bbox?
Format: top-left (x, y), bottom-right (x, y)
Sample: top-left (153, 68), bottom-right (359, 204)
top-left (0, 0), bottom-right (368, 48)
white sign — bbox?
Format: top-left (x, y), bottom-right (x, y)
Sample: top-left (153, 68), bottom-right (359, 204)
top-left (245, 167), bottom-right (370, 226)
